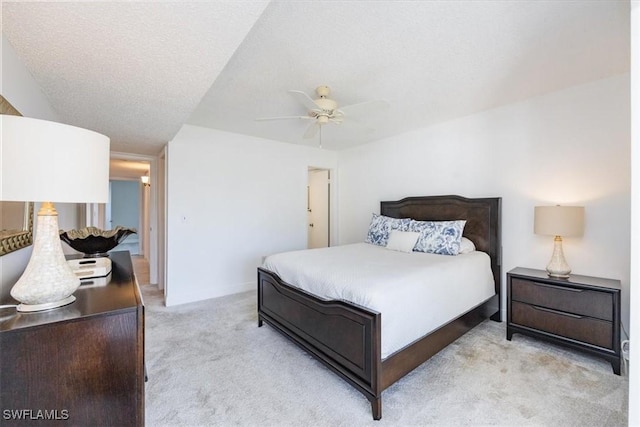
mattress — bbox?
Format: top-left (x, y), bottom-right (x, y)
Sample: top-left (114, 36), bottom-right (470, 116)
top-left (262, 242), bottom-right (495, 358)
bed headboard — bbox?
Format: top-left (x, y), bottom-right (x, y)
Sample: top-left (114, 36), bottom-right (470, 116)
top-left (380, 195), bottom-right (502, 295)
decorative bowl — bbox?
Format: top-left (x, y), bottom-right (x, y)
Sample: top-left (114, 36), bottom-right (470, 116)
top-left (59, 226), bottom-right (137, 257)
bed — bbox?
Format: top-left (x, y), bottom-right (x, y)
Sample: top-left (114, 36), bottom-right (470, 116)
top-left (257, 195), bottom-right (501, 420)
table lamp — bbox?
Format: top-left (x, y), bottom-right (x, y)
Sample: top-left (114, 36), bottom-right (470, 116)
top-left (1, 115), bottom-right (110, 312)
top-left (534, 205), bottom-right (585, 278)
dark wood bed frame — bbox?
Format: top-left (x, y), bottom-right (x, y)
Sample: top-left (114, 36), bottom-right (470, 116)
top-left (257, 195), bottom-right (501, 420)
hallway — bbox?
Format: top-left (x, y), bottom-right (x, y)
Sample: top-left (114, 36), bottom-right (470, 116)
top-left (131, 254), bottom-right (150, 285)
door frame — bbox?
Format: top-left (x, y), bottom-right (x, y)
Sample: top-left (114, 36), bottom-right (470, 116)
top-left (110, 151), bottom-right (159, 285)
top-left (307, 166), bottom-right (337, 248)
top-left (158, 147), bottom-right (167, 294)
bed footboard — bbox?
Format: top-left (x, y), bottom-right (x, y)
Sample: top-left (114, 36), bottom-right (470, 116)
top-left (257, 267), bottom-right (383, 419)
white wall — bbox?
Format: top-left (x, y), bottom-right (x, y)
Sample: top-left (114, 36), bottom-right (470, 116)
top-left (110, 180), bottom-right (140, 231)
top-left (165, 126), bottom-right (338, 306)
top-left (0, 35), bottom-right (67, 300)
top-left (338, 74), bottom-right (631, 332)
top-left (1, 36), bottom-right (59, 120)
top-left (629, 1), bottom-right (639, 424)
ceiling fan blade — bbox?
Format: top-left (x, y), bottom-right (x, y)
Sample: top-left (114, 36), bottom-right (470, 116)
top-left (255, 115), bottom-right (314, 121)
top-left (338, 99), bottom-right (390, 120)
top-left (289, 90), bottom-right (321, 111)
top-left (303, 121), bottom-right (319, 139)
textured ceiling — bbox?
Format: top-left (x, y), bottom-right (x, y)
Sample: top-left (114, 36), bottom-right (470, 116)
top-left (1, 1), bottom-right (630, 153)
top-left (2, 1), bottom-right (269, 154)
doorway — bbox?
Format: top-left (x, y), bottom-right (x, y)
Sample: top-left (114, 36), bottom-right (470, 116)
top-left (108, 180), bottom-right (142, 255)
top-left (307, 168), bottom-right (330, 249)
top-left (102, 153), bottom-right (159, 288)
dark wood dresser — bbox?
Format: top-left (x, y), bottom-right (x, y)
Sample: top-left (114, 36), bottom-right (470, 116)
top-left (0, 251), bottom-right (144, 426)
top-left (507, 267), bottom-right (621, 375)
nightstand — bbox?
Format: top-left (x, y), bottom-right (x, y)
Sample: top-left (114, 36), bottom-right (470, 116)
top-left (507, 267), bottom-right (621, 375)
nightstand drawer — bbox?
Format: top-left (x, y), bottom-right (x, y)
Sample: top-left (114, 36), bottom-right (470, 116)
top-left (511, 278), bottom-right (613, 321)
top-left (512, 301), bottom-right (613, 349)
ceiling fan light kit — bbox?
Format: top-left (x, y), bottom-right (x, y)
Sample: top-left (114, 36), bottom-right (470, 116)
top-left (317, 115), bottom-right (330, 125)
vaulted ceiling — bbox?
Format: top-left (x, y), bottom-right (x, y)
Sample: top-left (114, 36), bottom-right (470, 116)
top-left (2, 1), bottom-right (630, 154)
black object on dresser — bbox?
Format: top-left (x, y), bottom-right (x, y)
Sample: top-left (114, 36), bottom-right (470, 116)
top-left (507, 267), bottom-right (621, 375)
top-left (0, 251), bottom-right (144, 426)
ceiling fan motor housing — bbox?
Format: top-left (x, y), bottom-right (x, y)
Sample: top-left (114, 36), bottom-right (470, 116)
top-left (312, 85), bottom-right (336, 113)
top-left (314, 97), bottom-right (337, 112)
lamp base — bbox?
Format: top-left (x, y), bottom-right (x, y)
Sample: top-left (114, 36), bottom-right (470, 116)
top-left (16, 295), bottom-right (76, 313)
top-left (545, 235), bottom-right (572, 278)
top-left (547, 272), bottom-right (570, 279)
top-left (10, 203), bottom-right (81, 309)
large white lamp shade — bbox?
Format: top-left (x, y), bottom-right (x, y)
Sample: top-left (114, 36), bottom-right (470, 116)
top-left (534, 205), bottom-right (585, 278)
top-left (1, 115), bottom-right (110, 311)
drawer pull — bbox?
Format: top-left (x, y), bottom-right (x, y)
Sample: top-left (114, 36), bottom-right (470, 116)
top-left (532, 305), bottom-right (584, 319)
top-left (534, 282), bottom-right (584, 293)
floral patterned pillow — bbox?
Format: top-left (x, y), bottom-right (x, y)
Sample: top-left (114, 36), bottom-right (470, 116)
top-left (409, 219), bottom-right (467, 255)
top-left (365, 214), bottom-right (411, 246)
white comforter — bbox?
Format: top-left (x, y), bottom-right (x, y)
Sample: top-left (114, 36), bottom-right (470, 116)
top-left (262, 243), bottom-right (495, 358)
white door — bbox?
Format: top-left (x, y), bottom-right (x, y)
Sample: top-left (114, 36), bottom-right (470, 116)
top-left (307, 169), bottom-right (330, 249)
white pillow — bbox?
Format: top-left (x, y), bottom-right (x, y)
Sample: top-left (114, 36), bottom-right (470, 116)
top-left (385, 230), bottom-right (421, 253)
top-left (458, 237), bottom-right (476, 254)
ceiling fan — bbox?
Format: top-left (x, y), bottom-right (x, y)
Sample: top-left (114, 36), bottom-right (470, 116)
top-left (256, 86), bottom-right (389, 141)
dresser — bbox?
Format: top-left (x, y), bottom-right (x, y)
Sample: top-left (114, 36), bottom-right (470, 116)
top-left (0, 251), bottom-right (145, 426)
top-left (507, 267), bottom-right (621, 375)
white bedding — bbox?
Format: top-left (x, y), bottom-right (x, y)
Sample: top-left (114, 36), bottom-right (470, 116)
top-left (262, 243), bottom-right (495, 358)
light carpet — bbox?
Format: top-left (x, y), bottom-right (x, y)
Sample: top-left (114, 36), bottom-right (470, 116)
top-left (141, 285), bottom-right (628, 426)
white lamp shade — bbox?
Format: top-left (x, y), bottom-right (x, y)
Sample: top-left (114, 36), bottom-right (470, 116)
top-left (1, 115), bottom-right (110, 203)
top-left (534, 205), bottom-right (585, 237)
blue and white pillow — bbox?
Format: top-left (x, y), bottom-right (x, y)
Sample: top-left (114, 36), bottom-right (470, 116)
top-left (365, 214), bottom-right (411, 246)
top-left (409, 219), bottom-right (467, 255)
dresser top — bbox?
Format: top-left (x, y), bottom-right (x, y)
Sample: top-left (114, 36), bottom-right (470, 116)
top-left (508, 267), bottom-right (621, 290)
top-left (0, 251), bottom-right (140, 332)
